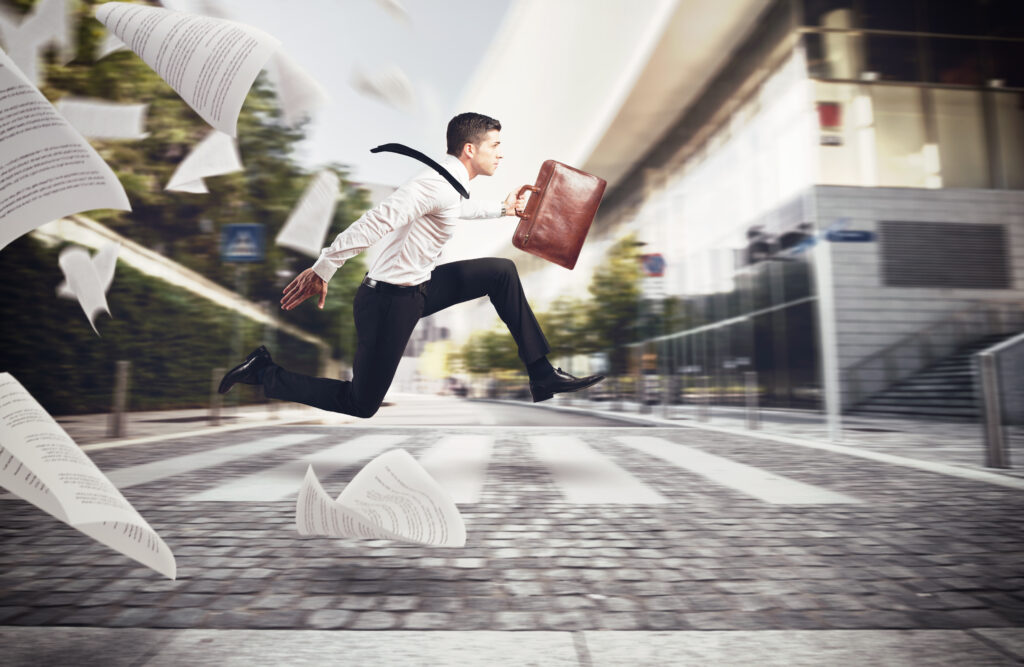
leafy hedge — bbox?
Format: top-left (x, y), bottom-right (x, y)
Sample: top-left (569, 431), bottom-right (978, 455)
top-left (0, 235), bottom-right (321, 415)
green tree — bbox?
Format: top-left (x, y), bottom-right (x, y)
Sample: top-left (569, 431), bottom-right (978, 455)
top-left (20, 0), bottom-right (371, 360)
top-left (586, 234), bottom-right (642, 374)
top-left (460, 327), bottom-right (520, 375)
top-left (536, 295), bottom-right (593, 361)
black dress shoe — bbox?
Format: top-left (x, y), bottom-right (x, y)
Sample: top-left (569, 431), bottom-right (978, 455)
top-left (529, 368), bottom-right (605, 403)
top-left (218, 346), bottom-right (273, 394)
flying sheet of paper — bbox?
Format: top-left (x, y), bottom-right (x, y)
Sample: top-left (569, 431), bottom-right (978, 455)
top-left (275, 170), bottom-right (339, 257)
top-left (0, 373), bottom-right (176, 579)
top-left (95, 30), bottom-right (127, 60)
top-left (165, 130), bottom-right (242, 193)
top-left (296, 449), bottom-right (466, 547)
top-left (55, 98), bottom-right (149, 140)
top-left (0, 0), bottom-right (73, 85)
top-left (189, 1), bottom-right (327, 127)
top-left (375, 0), bottom-right (411, 25)
top-left (58, 246), bottom-right (111, 335)
top-left (57, 241), bottom-right (119, 300)
top-left (0, 50), bottom-right (131, 253)
top-left (94, 2), bottom-right (280, 137)
top-left (265, 51), bottom-right (330, 127)
top-left (351, 64), bottom-right (416, 113)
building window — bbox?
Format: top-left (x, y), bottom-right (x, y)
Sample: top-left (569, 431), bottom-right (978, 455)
top-left (864, 34), bottom-right (921, 82)
top-left (928, 38), bottom-right (984, 86)
top-left (991, 41), bottom-right (1024, 88)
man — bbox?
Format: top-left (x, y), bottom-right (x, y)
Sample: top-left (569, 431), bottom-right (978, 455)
top-left (218, 112), bottom-right (603, 417)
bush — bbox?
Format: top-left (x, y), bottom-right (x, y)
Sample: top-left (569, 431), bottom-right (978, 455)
top-left (0, 235), bottom-right (321, 415)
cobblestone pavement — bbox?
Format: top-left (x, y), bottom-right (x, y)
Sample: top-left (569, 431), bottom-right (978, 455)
top-left (1, 424), bottom-right (1022, 642)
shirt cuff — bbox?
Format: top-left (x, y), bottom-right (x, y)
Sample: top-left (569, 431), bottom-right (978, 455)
top-left (492, 201), bottom-right (506, 218)
top-left (311, 255), bottom-right (339, 283)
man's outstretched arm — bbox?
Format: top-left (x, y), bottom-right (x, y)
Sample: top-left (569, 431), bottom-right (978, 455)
top-left (460, 191), bottom-right (527, 219)
top-left (281, 268), bottom-right (328, 311)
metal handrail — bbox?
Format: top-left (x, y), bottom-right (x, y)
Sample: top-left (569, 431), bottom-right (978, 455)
top-left (976, 330), bottom-right (1024, 468)
top-left (846, 300), bottom-right (1024, 406)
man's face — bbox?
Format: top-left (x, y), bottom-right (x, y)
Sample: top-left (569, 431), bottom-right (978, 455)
top-left (468, 130), bottom-right (502, 177)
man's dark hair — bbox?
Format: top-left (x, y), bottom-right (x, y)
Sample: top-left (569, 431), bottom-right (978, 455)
top-left (446, 112), bottom-right (501, 157)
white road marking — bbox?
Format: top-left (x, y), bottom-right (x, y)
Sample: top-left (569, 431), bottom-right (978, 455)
top-left (186, 434), bottom-right (407, 501)
top-left (615, 435), bottom-right (860, 505)
top-left (100, 433), bottom-right (324, 489)
top-left (418, 435), bottom-right (494, 504)
top-left (530, 435), bottom-right (668, 504)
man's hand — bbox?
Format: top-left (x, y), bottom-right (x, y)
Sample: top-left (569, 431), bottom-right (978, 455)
top-left (503, 191), bottom-right (529, 217)
top-left (281, 268), bottom-right (328, 310)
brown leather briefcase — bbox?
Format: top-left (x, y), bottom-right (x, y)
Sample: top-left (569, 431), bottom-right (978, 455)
top-left (512, 160), bottom-right (607, 270)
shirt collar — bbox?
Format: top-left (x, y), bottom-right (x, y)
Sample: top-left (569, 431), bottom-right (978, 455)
top-left (440, 154), bottom-right (470, 189)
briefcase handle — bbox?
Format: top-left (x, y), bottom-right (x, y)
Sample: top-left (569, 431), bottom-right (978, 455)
top-left (516, 185), bottom-right (540, 220)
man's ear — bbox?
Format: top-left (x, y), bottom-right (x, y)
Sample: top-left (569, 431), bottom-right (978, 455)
top-left (462, 142), bottom-right (476, 159)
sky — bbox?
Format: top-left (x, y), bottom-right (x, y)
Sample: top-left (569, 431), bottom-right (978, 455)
top-left (164, 0), bottom-right (514, 187)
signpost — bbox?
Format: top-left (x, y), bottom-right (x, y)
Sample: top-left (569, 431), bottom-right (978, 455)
top-left (220, 224), bottom-right (264, 405)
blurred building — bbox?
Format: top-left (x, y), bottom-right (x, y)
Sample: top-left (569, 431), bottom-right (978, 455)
top-left (458, 0), bottom-right (1024, 425)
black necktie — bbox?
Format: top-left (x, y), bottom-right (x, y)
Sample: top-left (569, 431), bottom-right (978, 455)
top-left (370, 143), bottom-right (470, 199)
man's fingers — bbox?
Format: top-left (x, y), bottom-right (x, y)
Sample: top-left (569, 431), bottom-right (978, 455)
top-left (281, 291), bottom-right (310, 310)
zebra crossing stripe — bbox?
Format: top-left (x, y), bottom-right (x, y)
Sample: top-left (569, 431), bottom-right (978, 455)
top-left (418, 435), bottom-right (494, 504)
top-left (529, 435), bottom-right (669, 504)
top-left (186, 433), bottom-right (408, 501)
top-left (615, 435), bottom-right (861, 505)
top-left (101, 433), bottom-right (324, 490)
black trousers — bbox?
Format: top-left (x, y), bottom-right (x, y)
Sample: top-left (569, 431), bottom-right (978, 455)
top-left (262, 258), bottom-right (550, 417)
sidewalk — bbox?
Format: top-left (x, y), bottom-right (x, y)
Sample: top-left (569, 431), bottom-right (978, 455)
top-left (55, 403), bottom-right (357, 449)
top-left (487, 394), bottom-right (1024, 481)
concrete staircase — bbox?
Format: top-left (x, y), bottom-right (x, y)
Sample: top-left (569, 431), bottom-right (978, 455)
top-left (847, 333), bottom-right (1018, 422)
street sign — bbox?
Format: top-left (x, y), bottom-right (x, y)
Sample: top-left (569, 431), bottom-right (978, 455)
top-left (826, 229), bottom-right (876, 243)
top-left (221, 223), bottom-right (265, 262)
top-left (640, 253), bottom-right (666, 277)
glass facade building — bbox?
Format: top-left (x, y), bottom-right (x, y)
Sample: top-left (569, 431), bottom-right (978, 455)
top-left (583, 0), bottom-right (1024, 417)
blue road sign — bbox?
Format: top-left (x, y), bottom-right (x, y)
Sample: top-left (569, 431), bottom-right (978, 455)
top-left (825, 229), bottom-right (876, 243)
top-left (641, 253), bottom-right (666, 277)
top-left (221, 224), bottom-right (265, 262)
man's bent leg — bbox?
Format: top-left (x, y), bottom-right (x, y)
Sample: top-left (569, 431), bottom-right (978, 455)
top-left (263, 285), bottom-right (423, 417)
top-left (423, 258), bottom-right (550, 364)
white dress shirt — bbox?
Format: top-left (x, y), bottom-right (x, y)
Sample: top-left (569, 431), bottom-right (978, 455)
top-left (311, 155), bottom-right (503, 286)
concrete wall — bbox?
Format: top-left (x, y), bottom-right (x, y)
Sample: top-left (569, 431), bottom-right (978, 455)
top-left (814, 186), bottom-right (1024, 408)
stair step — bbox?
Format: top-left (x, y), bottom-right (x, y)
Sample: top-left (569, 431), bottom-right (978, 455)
top-left (890, 382), bottom-right (973, 390)
top-left (851, 330), bottom-right (1022, 420)
top-left (867, 390), bottom-right (977, 399)
top-left (850, 406), bottom-right (979, 418)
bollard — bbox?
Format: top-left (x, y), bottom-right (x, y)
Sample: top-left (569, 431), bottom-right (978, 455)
top-left (210, 367), bottom-right (224, 426)
top-left (979, 354), bottom-right (1009, 468)
top-left (745, 371), bottom-right (760, 430)
top-left (698, 376), bottom-right (710, 422)
top-left (108, 360), bottom-right (130, 438)
top-left (262, 301), bottom-right (278, 419)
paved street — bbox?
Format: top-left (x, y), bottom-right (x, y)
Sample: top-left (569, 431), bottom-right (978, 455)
top-left (2, 397), bottom-right (1023, 664)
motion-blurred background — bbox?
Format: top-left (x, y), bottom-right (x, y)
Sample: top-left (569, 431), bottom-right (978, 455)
top-left (1, 0), bottom-right (1022, 460)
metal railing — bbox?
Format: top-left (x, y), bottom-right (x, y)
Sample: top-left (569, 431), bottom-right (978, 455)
top-left (845, 300), bottom-right (1024, 407)
top-left (976, 331), bottom-right (1024, 468)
